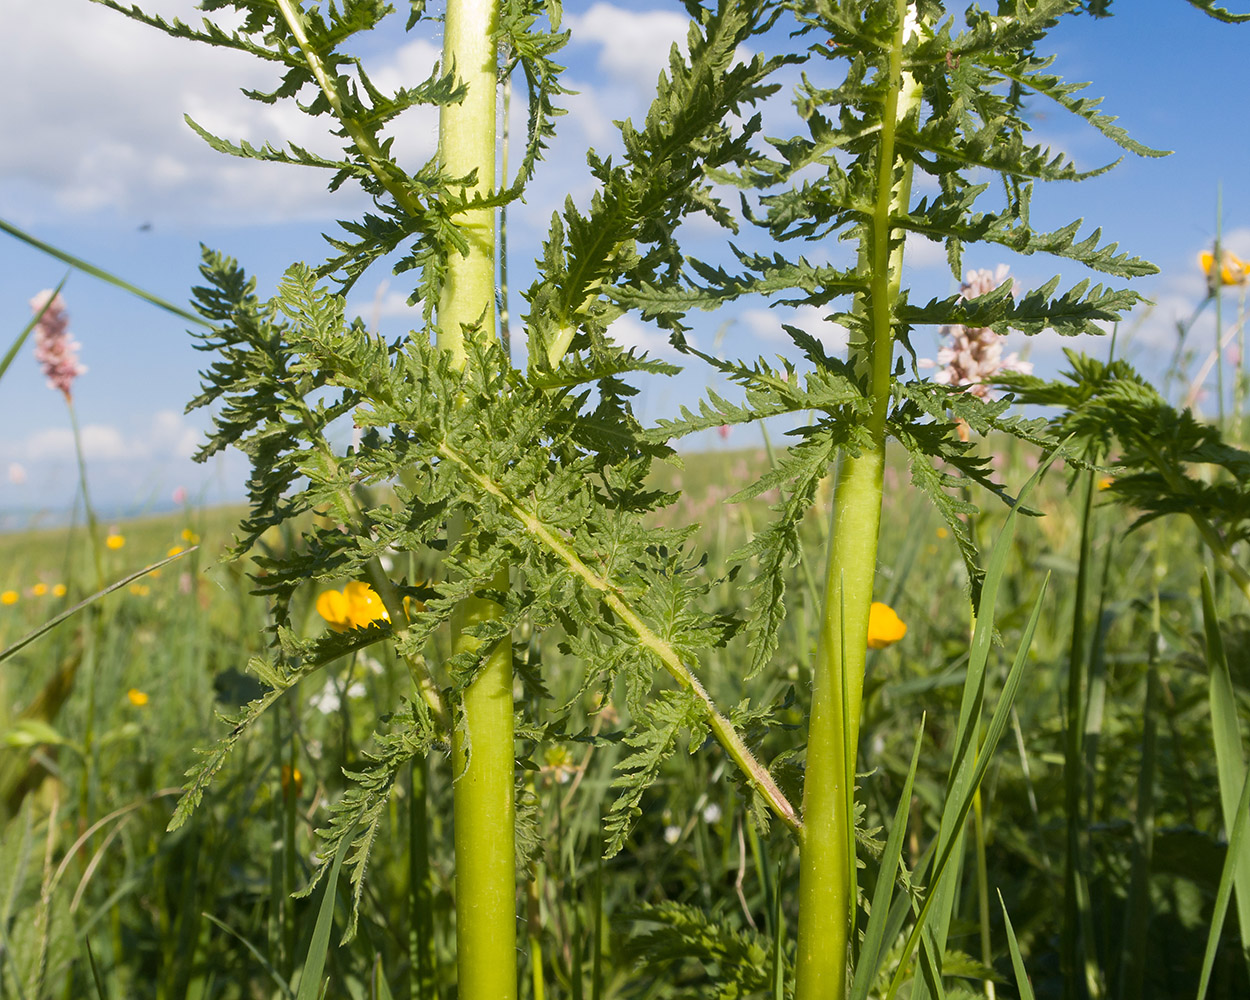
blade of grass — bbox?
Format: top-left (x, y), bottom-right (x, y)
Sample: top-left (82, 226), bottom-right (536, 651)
top-left (373, 954), bottom-right (395, 1000)
top-left (408, 753), bottom-right (436, 1000)
top-left (1195, 766), bottom-right (1250, 1000)
top-left (886, 573), bottom-right (1051, 1000)
top-left (0, 218), bottom-right (209, 327)
top-left (201, 913), bottom-right (296, 1000)
top-left (772, 860), bottom-right (786, 1000)
top-left (1116, 651), bottom-right (1159, 1000)
top-left (295, 824), bottom-right (355, 1000)
top-left (1200, 572), bottom-right (1250, 971)
top-left (1062, 470), bottom-right (1101, 1000)
top-left (850, 715), bottom-right (926, 1000)
top-left (908, 448), bottom-right (1062, 998)
top-left (998, 891), bottom-right (1036, 1000)
top-left (84, 936), bottom-right (108, 1000)
top-left (0, 547), bottom-right (195, 665)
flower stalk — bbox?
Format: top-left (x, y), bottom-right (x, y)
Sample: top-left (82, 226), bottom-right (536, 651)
top-left (795, 2), bottom-right (921, 996)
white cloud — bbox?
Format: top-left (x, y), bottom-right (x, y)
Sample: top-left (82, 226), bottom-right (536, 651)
top-left (740, 304), bottom-right (849, 351)
top-left (24, 425), bottom-right (129, 462)
top-left (349, 283), bottom-right (422, 322)
top-left (565, 4), bottom-right (689, 93)
top-left (606, 315), bottom-right (682, 357)
top-left (6, 410), bottom-right (200, 465)
top-left (905, 233), bottom-right (948, 271)
top-left (1, 0), bottom-right (440, 226)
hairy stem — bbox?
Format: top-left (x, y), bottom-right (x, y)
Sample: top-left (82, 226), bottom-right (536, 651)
top-left (437, 440), bottom-right (802, 835)
top-left (273, 0), bottom-right (425, 219)
top-left (795, 3), bottom-right (919, 997)
top-left (435, 2), bottom-right (516, 998)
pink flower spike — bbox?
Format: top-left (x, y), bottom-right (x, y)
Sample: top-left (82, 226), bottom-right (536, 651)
top-left (29, 291), bottom-right (86, 400)
top-left (923, 266), bottom-right (1030, 402)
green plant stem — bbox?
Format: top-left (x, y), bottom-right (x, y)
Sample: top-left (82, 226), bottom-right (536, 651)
top-left (1061, 472), bottom-right (1100, 1000)
top-left (794, 5), bottom-right (918, 998)
top-left (499, 66), bottom-right (512, 361)
top-left (1215, 187), bottom-right (1225, 427)
top-left (434, 2), bottom-right (516, 998)
top-left (1116, 592), bottom-right (1160, 1000)
top-left (437, 0), bottom-right (499, 369)
top-left (450, 566), bottom-right (516, 1000)
top-left (67, 399), bottom-right (105, 592)
top-left (273, 0), bottom-right (425, 220)
top-left (68, 396), bottom-right (106, 828)
top-left (973, 789), bottom-right (995, 1000)
top-left (1236, 288), bottom-right (1247, 440)
top-left (408, 751), bottom-right (436, 1000)
top-left (526, 828), bottom-right (546, 1000)
top-left (436, 440), bottom-right (800, 833)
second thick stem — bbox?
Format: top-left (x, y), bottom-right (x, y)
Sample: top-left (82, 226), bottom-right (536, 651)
top-left (795, 3), bottom-right (918, 996)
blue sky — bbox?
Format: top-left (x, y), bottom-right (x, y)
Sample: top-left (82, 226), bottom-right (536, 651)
top-left (1, 1), bottom-right (1247, 519)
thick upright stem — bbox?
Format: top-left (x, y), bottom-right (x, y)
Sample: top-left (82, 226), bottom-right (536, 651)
top-left (437, 3), bottom-right (516, 997)
top-left (795, 4), bottom-right (919, 997)
top-left (438, 0), bottom-right (499, 367)
top-left (451, 567), bottom-right (516, 1000)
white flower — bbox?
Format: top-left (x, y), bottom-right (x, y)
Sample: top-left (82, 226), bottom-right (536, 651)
top-left (309, 678), bottom-right (341, 714)
top-left (663, 824), bottom-right (682, 845)
top-left (346, 681), bottom-right (367, 700)
top-left (701, 802), bottom-right (723, 825)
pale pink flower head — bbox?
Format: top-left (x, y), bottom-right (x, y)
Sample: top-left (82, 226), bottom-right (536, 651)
top-left (926, 265), bottom-right (1032, 400)
top-left (29, 291), bottom-right (86, 400)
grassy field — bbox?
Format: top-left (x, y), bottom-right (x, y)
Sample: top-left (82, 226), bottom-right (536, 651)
top-left (1, 439), bottom-right (1245, 999)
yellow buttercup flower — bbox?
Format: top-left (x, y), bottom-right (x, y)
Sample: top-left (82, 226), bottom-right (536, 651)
top-left (52, 584), bottom-right (67, 597)
top-left (127, 688), bottom-right (149, 707)
top-left (867, 602), bottom-right (907, 649)
top-left (105, 532), bottom-right (125, 550)
top-left (31, 583), bottom-right (48, 597)
top-left (1201, 249), bottom-right (1250, 288)
top-left (1, 590), bottom-right (18, 605)
top-left (167, 546), bottom-right (184, 558)
top-left (128, 583), bottom-right (150, 597)
top-left (181, 528), bottom-right (200, 544)
top-left (281, 764), bottom-right (303, 797)
top-left (316, 581), bottom-right (390, 632)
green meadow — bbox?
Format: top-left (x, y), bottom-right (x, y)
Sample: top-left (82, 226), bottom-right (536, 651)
top-left (2, 440), bottom-right (1246, 998)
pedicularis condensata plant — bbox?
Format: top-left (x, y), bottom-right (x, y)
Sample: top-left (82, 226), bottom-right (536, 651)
top-left (96, 0), bottom-right (1250, 996)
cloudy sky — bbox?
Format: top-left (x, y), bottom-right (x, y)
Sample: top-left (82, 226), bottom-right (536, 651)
top-left (1, 1), bottom-right (1247, 519)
